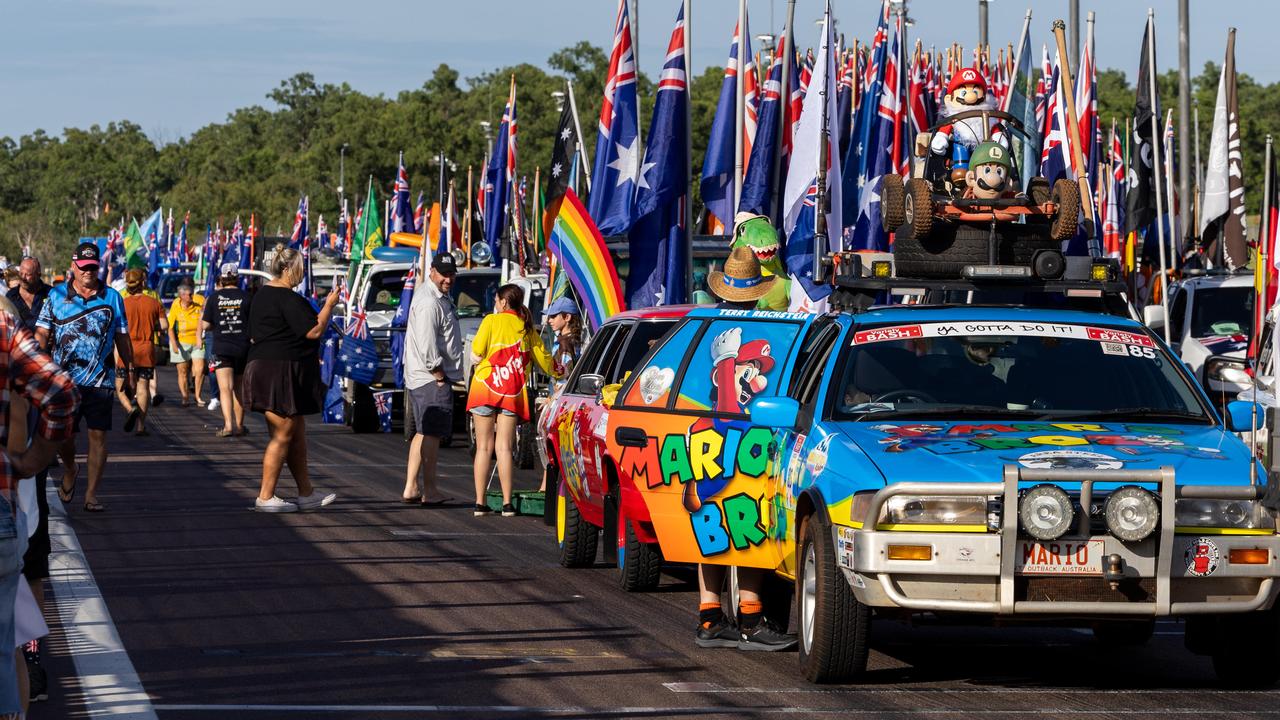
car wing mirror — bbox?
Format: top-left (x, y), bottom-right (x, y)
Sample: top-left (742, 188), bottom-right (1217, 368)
top-left (1225, 400), bottom-right (1265, 433)
top-left (748, 396), bottom-right (801, 429)
top-left (1143, 304), bottom-right (1167, 332)
top-left (576, 373), bottom-right (604, 396)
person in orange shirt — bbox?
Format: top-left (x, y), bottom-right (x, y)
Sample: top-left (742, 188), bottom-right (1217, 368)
top-left (118, 270), bottom-right (167, 435)
top-left (466, 284), bottom-right (559, 517)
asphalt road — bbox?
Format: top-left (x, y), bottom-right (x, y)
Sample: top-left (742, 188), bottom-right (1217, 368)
top-left (33, 374), bottom-right (1280, 719)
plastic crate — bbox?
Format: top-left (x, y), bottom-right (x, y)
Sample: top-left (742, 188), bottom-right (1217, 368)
top-left (484, 489), bottom-right (545, 515)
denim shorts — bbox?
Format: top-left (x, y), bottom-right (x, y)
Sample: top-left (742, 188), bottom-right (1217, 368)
top-left (470, 405), bottom-right (516, 418)
top-left (0, 497), bottom-right (26, 715)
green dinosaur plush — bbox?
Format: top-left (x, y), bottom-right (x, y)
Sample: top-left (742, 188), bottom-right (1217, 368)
top-left (731, 213), bottom-right (791, 310)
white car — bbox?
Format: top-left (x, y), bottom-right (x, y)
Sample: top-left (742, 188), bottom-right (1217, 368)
top-left (1146, 271), bottom-right (1255, 405)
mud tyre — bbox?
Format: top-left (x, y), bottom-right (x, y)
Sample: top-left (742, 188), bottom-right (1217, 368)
top-left (1049, 179), bottom-right (1081, 241)
top-left (881, 175), bottom-right (906, 232)
top-left (903, 177), bottom-right (935, 240)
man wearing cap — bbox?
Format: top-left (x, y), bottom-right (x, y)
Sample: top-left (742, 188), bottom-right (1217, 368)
top-left (964, 141), bottom-right (1017, 200)
top-left (35, 242), bottom-right (133, 513)
top-left (117, 269), bottom-right (167, 436)
top-left (400, 253), bottom-right (462, 505)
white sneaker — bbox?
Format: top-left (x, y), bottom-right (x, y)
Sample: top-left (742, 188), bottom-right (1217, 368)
top-left (255, 496), bottom-right (297, 513)
top-left (208, 398), bottom-right (220, 411)
top-left (296, 490), bottom-right (337, 511)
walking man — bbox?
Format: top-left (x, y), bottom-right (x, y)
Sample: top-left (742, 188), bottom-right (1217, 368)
top-left (118, 269), bottom-right (167, 436)
top-left (401, 253), bottom-right (462, 505)
top-left (6, 258), bottom-right (48, 331)
top-left (35, 243), bottom-right (133, 513)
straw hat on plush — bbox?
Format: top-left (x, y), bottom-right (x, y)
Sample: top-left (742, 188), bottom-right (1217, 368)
top-left (708, 246), bottom-right (777, 303)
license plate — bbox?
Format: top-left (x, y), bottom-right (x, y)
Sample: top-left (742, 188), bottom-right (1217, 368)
top-left (1016, 540), bottom-right (1103, 575)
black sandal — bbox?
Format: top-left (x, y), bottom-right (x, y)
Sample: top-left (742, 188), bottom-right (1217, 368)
top-left (57, 472), bottom-right (77, 504)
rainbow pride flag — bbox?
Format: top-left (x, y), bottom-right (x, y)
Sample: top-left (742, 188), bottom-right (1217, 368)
top-left (547, 188), bottom-right (625, 330)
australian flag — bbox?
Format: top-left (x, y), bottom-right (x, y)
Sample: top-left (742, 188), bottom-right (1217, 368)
top-left (701, 19), bottom-right (752, 229)
top-left (484, 78), bottom-right (516, 262)
top-left (588, 0), bottom-right (640, 236)
top-left (627, 6), bottom-right (690, 308)
top-left (739, 39), bottom-right (784, 219)
top-left (290, 196), bottom-right (308, 249)
top-left (844, 4), bottom-right (895, 252)
top-left (389, 264), bottom-right (416, 387)
top-left (391, 159), bottom-right (413, 234)
top-left (373, 391), bottom-right (394, 433)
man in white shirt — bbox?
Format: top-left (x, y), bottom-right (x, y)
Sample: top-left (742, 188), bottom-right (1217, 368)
top-left (400, 253), bottom-right (462, 505)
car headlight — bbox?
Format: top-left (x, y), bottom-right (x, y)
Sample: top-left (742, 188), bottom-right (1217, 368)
top-left (1104, 486), bottom-right (1160, 542)
top-left (881, 495), bottom-right (989, 526)
top-left (1019, 485), bottom-right (1074, 540)
top-left (1175, 499), bottom-right (1273, 530)
top-left (1206, 357), bottom-right (1251, 385)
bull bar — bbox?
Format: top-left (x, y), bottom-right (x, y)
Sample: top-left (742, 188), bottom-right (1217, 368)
top-left (849, 465), bottom-right (1278, 616)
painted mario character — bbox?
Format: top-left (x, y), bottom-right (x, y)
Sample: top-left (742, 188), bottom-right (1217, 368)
top-left (926, 67), bottom-right (1006, 188)
top-left (682, 326), bottom-right (774, 513)
top-left (964, 142), bottom-right (1018, 200)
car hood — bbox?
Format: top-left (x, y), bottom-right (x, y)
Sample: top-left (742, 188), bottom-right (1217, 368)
top-left (834, 419), bottom-right (1251, 487)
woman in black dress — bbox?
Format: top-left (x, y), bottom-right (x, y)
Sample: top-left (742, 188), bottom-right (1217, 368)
top-left (243, 244), bottom-right (341, 513)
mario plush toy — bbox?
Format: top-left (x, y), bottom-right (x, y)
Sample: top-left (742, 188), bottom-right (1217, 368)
top-left (964, 141), bottom-right (1016, 200)
top-left (928, 67), bottom-right (1006, 187)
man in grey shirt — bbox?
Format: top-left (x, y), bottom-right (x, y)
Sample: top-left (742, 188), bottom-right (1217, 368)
top-left (401, 253), bottom-right (462, 505)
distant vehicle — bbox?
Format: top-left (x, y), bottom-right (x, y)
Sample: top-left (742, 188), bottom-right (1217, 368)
top-left (1146, 271), bottom-right (1255, 408)
top-left (156, 272), bottom-right (195, 307)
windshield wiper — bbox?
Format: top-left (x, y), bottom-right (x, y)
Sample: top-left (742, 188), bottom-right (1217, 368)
top-left (850, 405), bottom-right (1051, 421)
top-left (1046, 407), bottom-right (1210, 423)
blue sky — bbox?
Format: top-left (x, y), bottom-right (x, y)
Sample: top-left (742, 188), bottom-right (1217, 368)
top-left (1, 0), bottom-right (1271, 142)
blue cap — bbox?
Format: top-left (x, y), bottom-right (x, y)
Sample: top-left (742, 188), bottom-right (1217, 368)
top-left (543, 296), bottom-right (580, 320)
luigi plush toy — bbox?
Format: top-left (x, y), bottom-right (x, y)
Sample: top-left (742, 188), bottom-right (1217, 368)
top-left (964, 141), bottom-right (1017, 200)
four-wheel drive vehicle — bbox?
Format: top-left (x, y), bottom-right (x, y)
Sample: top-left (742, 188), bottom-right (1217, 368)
top-left (607, 303), bottom-right (1280, 686)
top-left (539, 306), bottom-right (693, 590)
top-left (880, 109), bottom-right (1081, 280)
top-left (1146, 271), bottom-right (1256, 407)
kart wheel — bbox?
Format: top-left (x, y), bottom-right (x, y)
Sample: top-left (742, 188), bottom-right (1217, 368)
top-left (1049, 179), bottom-right (1081, 241)
top-left (557, 472), bottom-right (598, 568)
top-left (797, 514), bottom-right (870, 683)
top-left (903, 178), bottom-right (935, 240)
top-left (617, 511), bottom-right (663, 592)
top-left (1091, 619), bottom-right (1155, 647)
top-left (880, 174), bottom-right (906, 232)
top-left (1027, 176), bottom-right (1052, 205)
top-left (1210, 608), bottom-right (1280, 688)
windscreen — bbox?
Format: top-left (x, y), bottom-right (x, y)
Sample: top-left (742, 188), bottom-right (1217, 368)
top-left (452, 274), bottom-right (500, 318)
top-left (835, 321), bottom-right (1209, 423)
top-left (364, 270), bottom-right (407, 312)
top-left (1190, 286), bottom-right (1254, 339)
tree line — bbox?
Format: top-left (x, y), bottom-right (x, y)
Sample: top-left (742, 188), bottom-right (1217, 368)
top-left (0, 40), bottom-right (1275, 265)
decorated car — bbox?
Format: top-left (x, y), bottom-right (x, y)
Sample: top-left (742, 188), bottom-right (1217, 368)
top-left (540, 305), bottom-right (693, 590)
top-left (1146, 271), bottom-right (1255, 409)
top-left (606, 302), bottom-right (1280, 686)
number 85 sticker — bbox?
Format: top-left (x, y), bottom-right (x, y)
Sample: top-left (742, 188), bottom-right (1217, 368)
top-left (1101, 341), bottom-right (1156, 359)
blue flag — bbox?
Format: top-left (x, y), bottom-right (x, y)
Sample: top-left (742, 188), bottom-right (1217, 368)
top-left (738, 45), bottom-right (785, 218)
top-left (389, 265), bottom-right (416, 387)
top-left (701, 19), bottom-right (751, 229)
top-left (627, 6), bottom-right (690, 308)
top-left (290, 196), bottom-right (308, 250)
top-left (391, 160), bottom-right (413, 234)
top-left (374, 390), bottom-right (395, 433)
top-left (845, 21), bottom-right (898, 252)
top-left (322, 382), bottom-right (345, 425)
top-left (841, 1), bottom-right (891, 241)
top-left (1002, 22), bottom-right (1041, 192)
top-left (484, 80), bottom-right (516, 263)
top-left (587, 0), bottom-right (640, 236)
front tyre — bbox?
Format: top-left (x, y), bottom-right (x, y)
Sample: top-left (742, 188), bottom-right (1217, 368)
top-left (797, 514), bottom-right (871, 683)
top-left (557, 475), bottom-right (598, 568)
top-left (617, 515), bottom-right (663, 592)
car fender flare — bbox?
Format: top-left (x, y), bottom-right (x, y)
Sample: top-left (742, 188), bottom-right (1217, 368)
top-left (793, 487), bottom-right (833, 569)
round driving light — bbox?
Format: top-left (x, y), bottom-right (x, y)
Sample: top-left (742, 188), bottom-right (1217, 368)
top-left (470, 241), bottom-right (493, 266)
top-left (1019, 485), bottom-right (1074, 540)
top-left (1104, 486), bottom-right (1159, 542)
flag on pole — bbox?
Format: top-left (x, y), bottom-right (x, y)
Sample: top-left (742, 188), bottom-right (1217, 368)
top-left (391, 157), bottom-right (413, 234)
top-left (626, 5), bottom-right (690, 308)
top-left (483, 76), bottom-right (516, 262)
top-left (543, 86), bottom-right (580, 241)
top-left (739, 32), bottom-right (788, 219)
top-left (1125, 23), bottom-right (1159, 242)
top-left (782, 0), bottom-right (843, 308)
top-left (1200, 29), bottom-right (1247, 269)
top-left (389, 263), bottom-right (416, 387)
top-left (843, 1), bottom-right (893, 252)
top-left (587, 0), bottom-right (640, 235)
top-left (290, 196), bottom-right (309, 249)
top-left (1003, 17), bottom-right (1040, 191)
top-left (701, 17), bottom-right (754, 231)
top-left (548, 188), bottom-right (625, 330)
top-left (1038, 50), bottom-right (1072, 185)
top-left (841, 0), bottom-right (891, 239)
top-left (412, 191), bottom-right (426, 234)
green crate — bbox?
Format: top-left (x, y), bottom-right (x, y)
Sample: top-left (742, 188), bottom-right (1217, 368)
top-left (484, 489), bottom-right (545, 515)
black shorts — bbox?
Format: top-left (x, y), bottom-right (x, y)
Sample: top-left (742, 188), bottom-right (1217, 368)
top-left (214, 354), bottom-right (248, 375)
top-left (132, 367), bottom-right (154, 380)
top-left (74, 385), bottom-right (114, 432)
top-left (409, 382), bottom-right (454, 438)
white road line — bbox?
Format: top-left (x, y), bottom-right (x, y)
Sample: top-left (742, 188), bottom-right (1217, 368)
top-left (146, 705), bottom-right (1280, 716)
top-left (47, 484), bottom-right (157, 720)
top-left (389, 530), bottom-right (546, 537)
top-left (664, 682), bottom-right (1280, 696)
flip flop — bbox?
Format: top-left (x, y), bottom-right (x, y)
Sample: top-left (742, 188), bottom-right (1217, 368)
top-left (123, 407), bottom-right (141, 433)
top-left (400, 497), bottom-right (420, 504)
top-left (57, 467), bottom-right (77, 504)
top-left (83, 501), bottom-right (105, 512)
top-left (421, 497), bottom-right (454, 507)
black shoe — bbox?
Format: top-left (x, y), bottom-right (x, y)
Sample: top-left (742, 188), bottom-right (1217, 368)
top-left (123, 407), bottom-right (141, 433)
top-left (501, 503), bottom-right (517, 517)
top-left (696, 619), bottom-right (740, 648)
top-left (152, 393), bottom-right (165, 406)
top-left (473, 504), bottom-right (492, 517)
top-left (738, 619), bottom-right (798, 652)
top-left (27, 661), bottom-right (47, 702)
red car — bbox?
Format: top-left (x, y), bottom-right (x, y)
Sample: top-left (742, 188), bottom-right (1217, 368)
top-left (538, 306), bottom-right (694, 591)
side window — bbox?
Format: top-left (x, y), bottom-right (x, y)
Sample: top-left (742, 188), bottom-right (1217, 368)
top-left (1168, 290), bottom-right (1187, 344)
top-left (670, 319), bottom-right (803, 415)
top-left (620, 320), bottom-right (704, 408)
top-left (604, 320), bottom-right (677, 384)
top-left (788, 318), bottom-right (837, 398)
top-left (565, 324), bottom-right (618, 393)
top-left (790, 323), bottom-right (840, 406)
top-left (591, 322), bottom-right (633, 382)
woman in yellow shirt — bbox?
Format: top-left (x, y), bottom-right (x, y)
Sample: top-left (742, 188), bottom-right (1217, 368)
top-left (167, 283), bottom-right (206, 406)
top-left (466, 284), bottom-right (559, 517)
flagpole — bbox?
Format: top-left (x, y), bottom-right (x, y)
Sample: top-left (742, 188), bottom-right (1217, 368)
top-left (734, 0), bottom-right (747, 213)
top-left (772, 0), bottom-right (797, 225)
top-left (1163, 109), bottom-right (1178, 255)
top-left (1051, 19), bottom-right (1097, 253)
top-left (566, 80), bottom-right (592, 192)
top-left (1193, 106), bottom-right (1202, 242)
top-left (812, 1), bottom-right (832, 286)
top-left (1001, 9), bottom-right (1032, 114)
top-left (684, 0), bottom-right (694, 297)
top-left (465, 166), bottom-right (474, 269)
top-left (1147, 9), bottom-right (1171, 345)
top-left (1253, 134), bottom-right (1271, 485)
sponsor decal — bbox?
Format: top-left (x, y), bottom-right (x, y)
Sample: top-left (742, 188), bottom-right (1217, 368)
top-left (637, 366), bottom-right (675, 405)
top-left (1017, 449), bottom-right (1124, 470)
top-left (1185, 537), bottom-right (1221, 577)
top-left (850, 321), bottom-right (1159, 350)
top-left (853, 325), bottom-right (923, 344)
top-left (806, 434), bottom-right (833, 477)
top-left (1086, 327), bottom-right (1154, 347)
